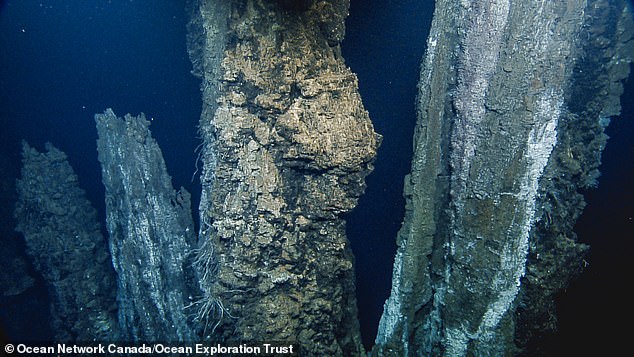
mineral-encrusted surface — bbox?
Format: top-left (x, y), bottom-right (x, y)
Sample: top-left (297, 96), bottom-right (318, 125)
top-left (516, 2), bottom-right (634, 352)
top-left (14, 142), bottom-right (118, 342)
top-left (188, 0), bottom-right (378, 354)
top-left (374, 0), bottom-right (633, 356)
top-left (0, 239), bottom-right (34, 298)
top-left (96, 109), bottom-right (198, 342)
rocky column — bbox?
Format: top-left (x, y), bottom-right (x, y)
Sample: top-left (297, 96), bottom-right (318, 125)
top-left (15, 142), bottom-right (118, 342)
top-left (515, 1), bottom-right (634, 351)
top-left (375, 0), bottom-right (633, 355)
top-left (96, 108), bottom-right (198, 342)
top-left (188, 0), bottom-right (379, 354)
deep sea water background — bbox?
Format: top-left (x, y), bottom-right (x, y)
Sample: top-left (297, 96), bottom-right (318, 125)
top-left (0, 0), bottom-right (202, 218)
top-left (0, 0), bottom-right (632, 354)
top-left (342, 0), bottom-right (432, 348)
top-left (0, 0), bottom-right (200, 341)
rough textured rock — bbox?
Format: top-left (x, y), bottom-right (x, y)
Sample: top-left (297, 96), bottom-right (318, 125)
top-left (374, 0), bottom-right (633, 356)
top-left (188, 0), bottom-right (378, 354)
top-left (0, 240), bottom-right (34, 298)
top-left (96, 109), bottom-right (198, 342)
top-left (14, 142), bottom-right (118, 342)
top-left (0, 150), bottom-right (34, 299)
top-left (515, 2), bottom-right (634, 353)
top-left (186, 1), bottom-right (231, 329)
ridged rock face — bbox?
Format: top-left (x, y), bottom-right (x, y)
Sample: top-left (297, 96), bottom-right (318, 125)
top-left (188, 0), bottom-right (378, 354)
top-left (375, 0), bottom-right (633, 356)
top-left (96, 109), bottom-right (198, 342)
top-left (15, 142), bottom-right (118, 342)
top-left (516, 1), bottom-right (634, 351)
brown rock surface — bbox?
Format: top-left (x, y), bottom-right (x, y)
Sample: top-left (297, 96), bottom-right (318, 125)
top-left (188, 1), bottom-right (379, 354)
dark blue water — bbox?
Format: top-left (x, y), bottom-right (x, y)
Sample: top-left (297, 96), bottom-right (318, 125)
top-left (0, 0), bottom-right (200, 341)
top-left (0, 0), bottom-right (201, 224)
top-left (1, 0), bottom-right (632, 353)
top-left (342, 0), bottom-right (433, 348)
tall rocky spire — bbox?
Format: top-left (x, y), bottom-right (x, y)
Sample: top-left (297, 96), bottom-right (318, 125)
top-left (187, 1), bottom-right (378, 354)
top-left (374, 0), bottom-right (633, 355)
